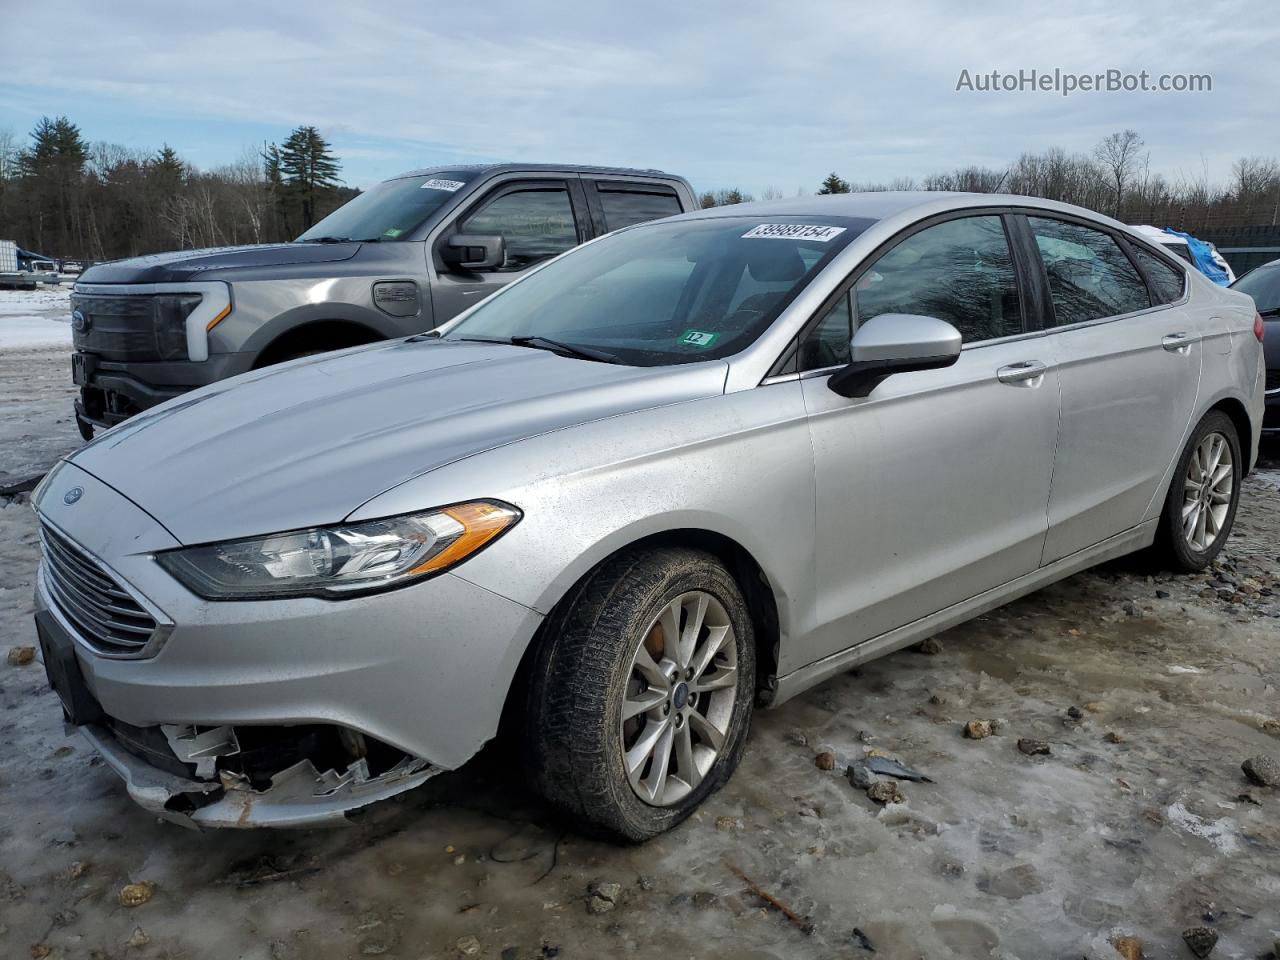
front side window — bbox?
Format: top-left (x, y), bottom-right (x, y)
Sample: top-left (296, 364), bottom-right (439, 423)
top-left (1029, 217), bottom-right (1151, 325)
top-left (599, 189), bottom-right (683, 231)
top-left (1129, 244), bottom-right (1186, 305)
top-left (445, 216), bottom-right (866, 366)
top-left (854, 215), bottom-right (1023, 343)
top-left (460, 187), bottom-right (578, 272)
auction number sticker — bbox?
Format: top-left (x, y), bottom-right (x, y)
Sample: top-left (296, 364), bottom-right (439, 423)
top-left (420, 178), bottom-right (466, 192)
top-left (742, 223), bottom-right (846, 241)
top-left (679, 329), bottom-right (719, 348)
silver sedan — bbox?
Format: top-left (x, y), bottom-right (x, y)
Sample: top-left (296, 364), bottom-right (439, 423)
top-left (32, 193), bottom-right (1266, 839)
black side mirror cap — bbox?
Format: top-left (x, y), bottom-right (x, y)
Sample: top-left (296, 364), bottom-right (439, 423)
top-left (442, 233), bottom-right (505, 271)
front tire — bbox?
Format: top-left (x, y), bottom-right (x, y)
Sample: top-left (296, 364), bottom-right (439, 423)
top-left (1154, 410), bottom-right (1242, 571)
top-left (520, 547), bottom-right (755, 842)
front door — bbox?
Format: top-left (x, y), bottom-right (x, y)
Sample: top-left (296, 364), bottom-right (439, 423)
top-left (430, 178), bottom-right (590, 323)
top-left (796, 214), bottom-right (1060, 661)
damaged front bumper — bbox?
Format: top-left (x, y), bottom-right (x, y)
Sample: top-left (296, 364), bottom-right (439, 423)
top-left (80, 721), bottom-right (437, 828)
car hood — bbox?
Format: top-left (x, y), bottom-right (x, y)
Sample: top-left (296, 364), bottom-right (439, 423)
top-left (68, 339), bottom-right (728, 544)
top-left (77, 242), bottom-right (361, 284)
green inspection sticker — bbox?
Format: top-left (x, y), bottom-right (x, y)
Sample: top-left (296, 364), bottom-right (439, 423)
top-left (383, 227), bottom-right (404, 238)
top-left (678, 329), bottom-right (719, 348)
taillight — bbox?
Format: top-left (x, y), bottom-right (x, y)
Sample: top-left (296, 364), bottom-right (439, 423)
top-left (1255, 312), bottom-right (1266, 342)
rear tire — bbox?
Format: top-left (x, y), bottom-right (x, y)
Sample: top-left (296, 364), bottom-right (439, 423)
top-left (1153, 410), bottom-right (1241, 571)
top-left (519, 547), bottom-right (755, 842)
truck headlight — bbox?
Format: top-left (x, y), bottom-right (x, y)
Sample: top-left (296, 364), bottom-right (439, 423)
top-left (155, 501), bottom-right (521, 599)
top-left (153, 294), bottom-right (204, 361)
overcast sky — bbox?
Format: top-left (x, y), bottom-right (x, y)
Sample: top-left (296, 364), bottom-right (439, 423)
top-left (1, 0), bottom-right (1274, 195)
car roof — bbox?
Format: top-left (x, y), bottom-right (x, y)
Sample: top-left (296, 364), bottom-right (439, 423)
top-left (387, 162), bottom-right (683, 181)
top-left (659, 191), bottom-right (1134, 231)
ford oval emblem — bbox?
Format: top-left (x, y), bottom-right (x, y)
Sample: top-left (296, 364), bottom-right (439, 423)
top-left (71, 309), bottom-right (90, 332)
top-left (63, 486), bottom-right (83, 505)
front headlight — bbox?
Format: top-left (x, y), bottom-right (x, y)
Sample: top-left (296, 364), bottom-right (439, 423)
top-left (152, 294), bottom-right (204, 361)
top-left (155, 501), bottom-right (520, 600)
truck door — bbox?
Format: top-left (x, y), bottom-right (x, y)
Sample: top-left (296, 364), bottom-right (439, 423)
top-left (429, 177), bottom-right (591, 324)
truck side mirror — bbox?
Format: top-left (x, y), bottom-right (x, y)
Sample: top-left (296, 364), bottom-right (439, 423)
top-left (442, 234), bottom-right (505, 271)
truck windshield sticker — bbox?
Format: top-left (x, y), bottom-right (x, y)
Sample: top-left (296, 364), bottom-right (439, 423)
top-left (383, 227), bottom-right (405, 238)
top-left (420, 178), bottom-right (466, 192)
top-left (742, 223), bottom-right (846, 242)
top-left (678, 329), bottom-right (719, 348)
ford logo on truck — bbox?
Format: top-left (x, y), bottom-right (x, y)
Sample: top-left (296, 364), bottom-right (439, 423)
top-left (71, 309), bottom-right (90, 333)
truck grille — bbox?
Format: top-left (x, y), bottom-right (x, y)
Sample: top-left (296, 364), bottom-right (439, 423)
top-left (40, 523), bottom-right (159, 656)
top-left (71, 294), bottom-right (163, 361)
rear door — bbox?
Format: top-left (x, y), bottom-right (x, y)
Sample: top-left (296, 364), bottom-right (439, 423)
top-left (429, 177), bottom-right (591, 322)
top-left (795, 213), bottom-right (1061, 660)
top-left (1023, 214), bottom-right (1202, 563)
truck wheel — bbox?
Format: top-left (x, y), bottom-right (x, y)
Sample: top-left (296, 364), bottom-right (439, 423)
top-left (1153, 410), bottom-right (1241, 571)
top-left (520, 547), bottom-right (755, 842)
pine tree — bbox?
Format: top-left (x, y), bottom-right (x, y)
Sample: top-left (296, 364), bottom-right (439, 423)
top-left (817, 172), bottom-right (851, 195)
top-left (18, 116), bottom-right (89, 253)
top-left (276, 126), bottom-right (342, 230)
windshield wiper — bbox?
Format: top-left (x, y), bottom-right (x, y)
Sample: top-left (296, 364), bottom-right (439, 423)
top-left (509, 335), bottom-right (621, 364)
top-left (296, 236), bottom-right (359, 244)
top-left (444, 334), bottom-right (621, 364)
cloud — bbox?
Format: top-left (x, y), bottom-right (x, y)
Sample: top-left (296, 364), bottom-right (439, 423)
top-left (0, 0), bottom-right (1273, 194)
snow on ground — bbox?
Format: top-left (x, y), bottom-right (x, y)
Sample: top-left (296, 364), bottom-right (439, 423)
top-left (0, 286), bottom-right (73, 350)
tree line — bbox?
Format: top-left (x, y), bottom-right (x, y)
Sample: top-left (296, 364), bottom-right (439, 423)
top-left (705, 130), bottom-right (1280, 234)
top-left (0, 117), bottom-right (353, 261)
top-left (3, 119), bottom-right (1278, 262)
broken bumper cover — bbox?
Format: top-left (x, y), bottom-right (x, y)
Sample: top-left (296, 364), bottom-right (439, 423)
top-left (80, 722), bottom-right (437, 828)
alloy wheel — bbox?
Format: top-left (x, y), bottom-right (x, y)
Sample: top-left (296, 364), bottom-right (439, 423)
top-left (619, 591), bottom-right (738, 806)
top-left (1182, 431), bottom-right (1234, 552)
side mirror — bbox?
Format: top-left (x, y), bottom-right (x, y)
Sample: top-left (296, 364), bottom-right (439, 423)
top-left (827, 313), bottom-right (962, 398)
top-left (442, 233), bottom-right (505, 271)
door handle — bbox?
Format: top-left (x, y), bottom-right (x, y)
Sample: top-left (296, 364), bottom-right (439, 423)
top-left (996, 360), bottom-right (1047, 385)
top-left (1162, 332), bottom-right (1194, 352)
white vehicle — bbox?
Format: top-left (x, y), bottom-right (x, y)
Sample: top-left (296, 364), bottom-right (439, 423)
top-left (0, 240), bottom-right (36, 290)
top-left (28, 259), bottom-right (61, 284)
top-left (1130, 225), bottom-right (1236, 284)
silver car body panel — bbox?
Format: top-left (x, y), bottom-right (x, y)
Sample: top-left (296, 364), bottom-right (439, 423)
top-left (36, 191), bottom-right (1265, 825)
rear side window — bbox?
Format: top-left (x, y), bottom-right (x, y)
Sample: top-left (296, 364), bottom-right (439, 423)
top-left (599, 189), bottom-right (682, 231)
top-left (460, 187), bottom-right (578, 272)
top-left (854, 215), bottom-right (1023, 343)
top-left (1029, 217), bottom-right (1151, 325)
top-left (1129, 244), bottom-right (1186, 305)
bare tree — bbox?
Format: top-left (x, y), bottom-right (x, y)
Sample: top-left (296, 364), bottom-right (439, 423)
top-left (1094, 130), bottom-right (1145, 216)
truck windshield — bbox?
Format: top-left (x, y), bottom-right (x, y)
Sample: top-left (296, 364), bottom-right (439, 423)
top-left (296, 172), bottom-right (474, 243)
top-left (444, 215), bottom-right (866, 366)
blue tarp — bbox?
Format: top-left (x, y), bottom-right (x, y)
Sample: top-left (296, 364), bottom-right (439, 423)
top-left (1163, 229), bottom-right (1231, 286)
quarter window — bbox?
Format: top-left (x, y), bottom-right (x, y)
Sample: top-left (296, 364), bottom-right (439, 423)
top-left (1028, 217), bottom-right (1152, 325)
top-left (1129, 244), bottom-right (1186, 305)
top-left (853, 215), bottom-right (1023, 343)
top-left (598, 189), bottom-right (683, 231)
top-left (459, 187), bottom-right (578, 272)
top-left (798, 293), bottom-right (853, 370)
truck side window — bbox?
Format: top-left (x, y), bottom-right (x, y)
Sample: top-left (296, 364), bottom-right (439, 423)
top-left (460, 188), bottom-right (577, 272)
top-left (599, 189), bottom-right (682, 231)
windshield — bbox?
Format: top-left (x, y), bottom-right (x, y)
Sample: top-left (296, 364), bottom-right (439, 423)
top-left (444, 216), bottom-right (866, 365)
top-left (296, 171), bottom-right (473, 243)
top-left (1232, 263), bottom-right (1280, 312)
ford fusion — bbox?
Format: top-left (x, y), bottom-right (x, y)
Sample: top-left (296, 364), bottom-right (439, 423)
top-left (33, 193), bottom-right (1266, 840)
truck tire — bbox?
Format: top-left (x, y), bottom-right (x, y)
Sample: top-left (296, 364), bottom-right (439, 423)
top-left (519, 547), bottom-right (755, 842)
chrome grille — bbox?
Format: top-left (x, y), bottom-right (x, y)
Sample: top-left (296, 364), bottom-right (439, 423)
top-left (40, 523), bottom-right (158, 656)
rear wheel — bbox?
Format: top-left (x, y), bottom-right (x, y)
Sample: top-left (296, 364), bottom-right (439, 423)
top-left (519, 548), bottom-right (755, 842)
top-left (1154, 410), bottom-right (1241, 571)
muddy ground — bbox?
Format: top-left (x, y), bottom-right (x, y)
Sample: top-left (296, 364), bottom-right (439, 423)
top-left (1, 337), bottom-right (1277, 959)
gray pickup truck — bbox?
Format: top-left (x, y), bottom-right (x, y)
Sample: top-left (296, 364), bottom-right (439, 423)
top-left (69, 163), bottom-right (696, 437)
